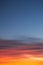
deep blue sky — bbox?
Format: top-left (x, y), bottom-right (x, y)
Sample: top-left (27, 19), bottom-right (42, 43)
top-left (0, 0), bottom-right (43, 39)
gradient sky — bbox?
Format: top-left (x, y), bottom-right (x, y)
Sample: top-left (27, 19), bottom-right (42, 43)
top-left (0, 0), bottom-right (43, 39)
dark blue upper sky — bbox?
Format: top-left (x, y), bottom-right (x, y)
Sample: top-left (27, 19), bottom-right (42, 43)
top-left (0, 0), bottom-right (43, 39)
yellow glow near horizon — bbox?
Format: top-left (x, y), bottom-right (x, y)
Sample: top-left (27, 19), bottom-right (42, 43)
top-left (0, 54), bottom-right (43, 65)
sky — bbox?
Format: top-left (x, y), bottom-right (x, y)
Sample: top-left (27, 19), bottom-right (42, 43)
top-left (0, 0), bottom-right (43, 39)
